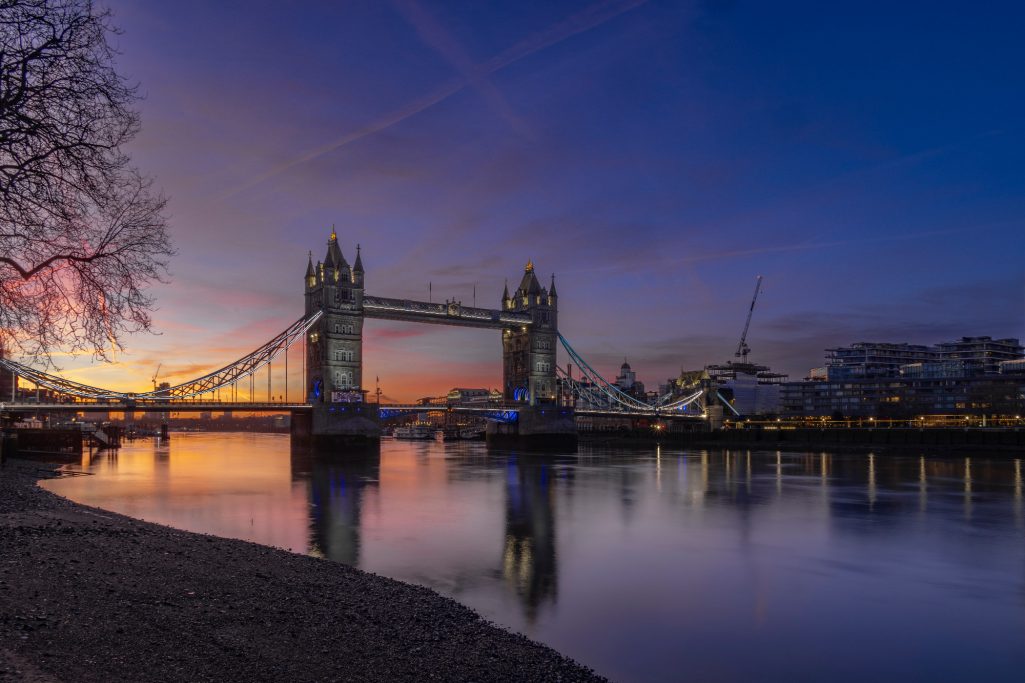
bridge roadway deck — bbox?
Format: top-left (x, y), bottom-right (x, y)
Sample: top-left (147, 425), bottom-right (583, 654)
top-left (2, 402), bottom-right (704, 419)
top-left (1, 402), bottom-right (312, 413)
top-left (362, 295), bottom-right (532, 329)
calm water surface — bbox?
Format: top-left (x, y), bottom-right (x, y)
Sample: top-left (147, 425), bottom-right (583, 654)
top-left (43, 433), bottom-right (1025, 682)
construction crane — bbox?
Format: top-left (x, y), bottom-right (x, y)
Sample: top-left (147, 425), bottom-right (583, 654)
top-left (734, 276), bottom-right (763, 363)
top-left (151, 363), bottom-right (162, 391)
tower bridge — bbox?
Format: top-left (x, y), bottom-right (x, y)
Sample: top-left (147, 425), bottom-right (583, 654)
top-left (0, 229), bottom-right (707, 448)
top-left (301, 231), bottom-right (565, 445)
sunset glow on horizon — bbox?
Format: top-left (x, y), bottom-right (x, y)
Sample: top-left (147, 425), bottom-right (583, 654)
top-left (30, 0), bottom-right (1025, 402)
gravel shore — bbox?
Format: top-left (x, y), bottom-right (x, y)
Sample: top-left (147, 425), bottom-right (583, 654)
top-left (0, 460), bottom-right (606, 682)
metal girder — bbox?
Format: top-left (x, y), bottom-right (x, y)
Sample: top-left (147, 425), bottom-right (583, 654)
top-left (139, 311), bottom-right (322, 400)
top-left (0, 311), bottom-right (322, 402)
top-left (0, 359), bottom-right (125, 400)
top-left (657, 389), bottom-right (705, 412)
top-left (363, 295), bottom-right (531, 329)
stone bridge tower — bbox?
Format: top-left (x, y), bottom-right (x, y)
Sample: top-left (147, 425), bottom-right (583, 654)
top-left (502, 261), bottom-right (558, 406)
top-left (304, 229), bottom-right (366, 403)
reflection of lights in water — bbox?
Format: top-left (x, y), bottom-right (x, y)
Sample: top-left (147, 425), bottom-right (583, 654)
top-left (656, 445), bottom-right (661, 493)
top-left (503, 536), bottom-right (534, 594)
top-left (1015, 460), bottom-right (1022, 528)
top-left (867, 453), bottom-right (876, 508)
top-left (964, 457), bottom-right (972, 520)
top-left (775, 451), bottom-right (782, 495)
top-left (1015, 460), bottom-right (1022, 501)
top-left (918, 456), bottom-right (927, 513)
top-left (701, 452), bottom-right (708, 494)
top-left (746, 451), bottom-right (751, 492)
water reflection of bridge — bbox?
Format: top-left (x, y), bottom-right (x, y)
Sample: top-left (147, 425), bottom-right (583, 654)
top-left (290, 447), bottom-right (380, 566)
top-left (502, 456), bottom-right (559, 619)
top-left (289, 446), bottom-right (561, 620)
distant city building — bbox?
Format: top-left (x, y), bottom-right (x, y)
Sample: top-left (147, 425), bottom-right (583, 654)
top-left (824, 342), bottom-right (937, 380)
top-left (156, 381), bottom-right (171, 421)
top-left (706, 362), bottom-right (788, 416)
top-left (661, 363), bottom-right (788, 417)
top-left (781, 375), bottom-right (1025, 417)
top-left (446, 388), bottom-right (501, 405)
top-left (1000, 358), bottom-right (1025, 375)
top-left (615, 360), bottom-right (646, 399)
top-left (934, 336), bottom-right (1023, 375)
top-left (785, 334), bottom-right (1025, 417)
top-left (820, 336), bottom-right (1023, 381)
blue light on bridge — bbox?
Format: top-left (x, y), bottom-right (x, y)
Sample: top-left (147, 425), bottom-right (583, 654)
top-left (484, 410), bottom-right (519, 423)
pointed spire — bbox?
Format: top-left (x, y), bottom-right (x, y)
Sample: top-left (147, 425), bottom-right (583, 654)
top-left (518, 259), bottom-right (542, 295)
top-left (549, 273), bottom-right (557, 297)
top-left (502, 279), bottom-right (509, 300)
top-left (305, 251), bottom-right (314, 278)
top-left (325, 226), bottom-right (345, 269)
top-left (353, 243), bottom-right (364, 273)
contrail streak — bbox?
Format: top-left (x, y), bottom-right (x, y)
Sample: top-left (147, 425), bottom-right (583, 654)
top-left (391, 0), bottom-right (530, 137)
top-left (219, 0), bottom-right (648, 200)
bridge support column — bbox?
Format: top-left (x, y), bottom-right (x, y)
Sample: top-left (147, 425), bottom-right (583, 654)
top-left (302, 230), bottom-right (379, 451)
top-left (309, 403), bottom-right (380, 450)
top-left (486, 406), bottom-right (577, 451)
top-left (290, 409), bottom-right (312, 445)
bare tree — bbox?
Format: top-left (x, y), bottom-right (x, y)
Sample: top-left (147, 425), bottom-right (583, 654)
top-left (0, 0), bottom-right (172, 362)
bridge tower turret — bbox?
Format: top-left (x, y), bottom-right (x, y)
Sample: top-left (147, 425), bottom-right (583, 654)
top-left (305, 228), bottom-right (365, 403)
top-left (502, 260), bottom-right (558, 406)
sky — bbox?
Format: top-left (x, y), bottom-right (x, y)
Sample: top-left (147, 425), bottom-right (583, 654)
top-left (52, 0), bottom-right (1025, 401)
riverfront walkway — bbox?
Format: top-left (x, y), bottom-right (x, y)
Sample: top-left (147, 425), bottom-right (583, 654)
top-left (0, 461), bottom-right (604, 682)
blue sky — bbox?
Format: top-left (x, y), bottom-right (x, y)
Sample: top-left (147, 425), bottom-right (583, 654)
top-left (64, 0), bottom-right (1024, 398)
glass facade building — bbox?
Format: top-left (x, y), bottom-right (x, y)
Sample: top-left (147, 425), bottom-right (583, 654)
top-left (781, 335), bottom-right (1025, 417)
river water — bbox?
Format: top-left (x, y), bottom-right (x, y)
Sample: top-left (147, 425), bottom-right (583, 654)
top-left (43, 433), bottom-right (1025, 682)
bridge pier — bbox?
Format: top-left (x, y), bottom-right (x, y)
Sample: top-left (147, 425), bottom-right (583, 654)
top-left (486, 406), bottom-right (577, 451)
top-left (291, 406), bottom-right (380, 451)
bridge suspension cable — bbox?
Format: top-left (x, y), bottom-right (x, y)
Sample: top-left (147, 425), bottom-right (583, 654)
top-left (556, 364), bottom-right (618, 411)
top-left (0, 311), bottom-right (322, 402)
top-left (556, 333), bottom-right (704, 414)
top-left (557, 334), bottom-right (651, 411)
